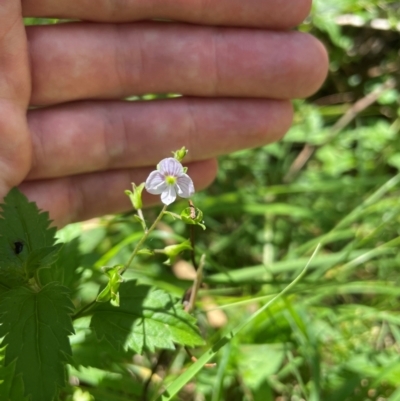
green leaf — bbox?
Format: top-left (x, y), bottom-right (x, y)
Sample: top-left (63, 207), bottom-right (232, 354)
top-left (91, 281), bottom-right (204, 353)
top-left (0, 283), bottom-right (75, 401)
top-left (0, 188), bottom-right (59, 287)
top-left (39, 237), bottom-right (83, 291)
top-left (25, 244), bottom-right (63, 277)
top-left (0, 358), bottom-right (27, 401)
top-left (237, 345), bottom-right (285, 389)
top-left (71, 330), bottom-right (134, 370)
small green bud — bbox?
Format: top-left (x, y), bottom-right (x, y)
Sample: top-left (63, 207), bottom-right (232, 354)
top-left (125, 182), bottom-right (145, 210)
top-left (172, 146), bottom-right (188, 162)
top-left (97, 265), bottom-right (124, 306)
top-left (162, 239), bottom-right (192, 264)
top-left (181, 207), bottom-right (206, 230)
top-left (164, 239), bottom-right (192, 257)
top-left (137, 249), bottom-right (155, 256)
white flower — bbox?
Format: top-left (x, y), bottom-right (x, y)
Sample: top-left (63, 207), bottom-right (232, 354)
top-left (145, 158), bottom-right (195, 205)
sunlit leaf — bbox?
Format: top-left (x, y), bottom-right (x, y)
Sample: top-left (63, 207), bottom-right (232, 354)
top-left (91, 281), bottom-right (204, 353)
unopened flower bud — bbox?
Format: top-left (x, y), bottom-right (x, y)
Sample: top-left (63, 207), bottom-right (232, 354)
top-left (164, 239), bottom-right (192, 258)
top-left (172, 147), bottom-right (188, 162)
top-left (125, 182), bottom-right (145, 210)
top-left (162, 239), bottom-right (192, 264)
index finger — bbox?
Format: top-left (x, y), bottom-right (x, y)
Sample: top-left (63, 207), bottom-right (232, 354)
top-left (0, 0), bottom-right (32, 196)
top-left (22, 0), bottom-right (312, 29)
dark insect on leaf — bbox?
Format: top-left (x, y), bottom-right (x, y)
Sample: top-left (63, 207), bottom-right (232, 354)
top-left (13, 242), bottom-right (24, 255)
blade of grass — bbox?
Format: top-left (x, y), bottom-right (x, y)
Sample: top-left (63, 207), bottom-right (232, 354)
top-left (333, 173), bottom-right (400, 229)
top-left (206, 250), bottom-right (365, 284)
top-left (291, 173), bottom-right (400, 256)
top-left (388, 387), bottom-right (400, 401)
top-left (338, 236), bottom-right (400, 274)
top-left (211, 342), bottom-right (232, 401)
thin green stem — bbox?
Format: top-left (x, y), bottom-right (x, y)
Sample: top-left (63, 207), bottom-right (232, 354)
top-left (73, 205), bottom-right (167, 320)
top-left (71, 299), bottom-right (97, 320)
top-left (137, 208), bottom-right (148, 232)
top-left (122, 205), bottom-right (167, 274)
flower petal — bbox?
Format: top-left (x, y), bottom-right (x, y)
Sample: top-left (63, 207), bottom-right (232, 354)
top-left (158, 158), bottom-right (183, 177)
top-left (161, 185), bottom-right (177, 205)
top-left (176, 174), bottom-right (195, 198)
top-left (145, 171), bottom-right (167, 195)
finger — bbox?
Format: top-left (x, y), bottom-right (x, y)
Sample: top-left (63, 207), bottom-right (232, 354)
top-left (22, 0), bottom-right (312, 30)
top-left (26, 98), bottom-right (293, 180)
top-left (19, 159), bottom-right (218, 228)
top-left (27, 23), bottom-right (328, 106)
top-left (0, 1), bottom-right (32, 196)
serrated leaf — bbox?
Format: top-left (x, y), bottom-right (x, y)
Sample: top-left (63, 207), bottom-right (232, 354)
top-left (39, 237), bottom-right (83, 291)
top-left (0, 283), bottom-right (75, 401)
top-left (91, 281), bottom-right (204, 353)
top-left (0, 188), bottom-right (58, 287)
top-left (0, 359), bottom-right (27, 401)
top-left (25, 244), bottom-right (63, 277)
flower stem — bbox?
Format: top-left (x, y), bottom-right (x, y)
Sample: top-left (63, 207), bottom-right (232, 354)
top-left (121, 205), bottom-right (168, 274)
top-left (71, 299), bottom-right (97, 320)
top-left (137, 208), bottom-right (148, 232)
top-left (72, 205), bottom-right (168, 321)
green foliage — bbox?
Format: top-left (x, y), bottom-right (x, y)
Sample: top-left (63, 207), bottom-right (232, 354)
top-left (91, 281), bottom-right (204, 353)
top-left (0, 284), bottom-right (74, 401)
top-left (0, 189), bottom-right (77, 401)
top-left (0, 188), bottom-right (58, 287)
top-left (19, 3), bottom-right (400, 400)
top-left (39, 237), bottom-right (83, 291)
top-left (0, 358), bottom-right (27, 401)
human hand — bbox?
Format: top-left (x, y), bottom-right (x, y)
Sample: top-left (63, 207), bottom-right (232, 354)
top-left (1, 0), bottom-right (327, 227)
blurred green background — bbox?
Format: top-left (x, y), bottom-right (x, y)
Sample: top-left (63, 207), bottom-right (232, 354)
top-left (29, 1), bottom-right (400, 400)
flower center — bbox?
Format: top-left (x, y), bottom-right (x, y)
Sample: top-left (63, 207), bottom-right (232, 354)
top-left (165, 175), bottom-right (177, 185)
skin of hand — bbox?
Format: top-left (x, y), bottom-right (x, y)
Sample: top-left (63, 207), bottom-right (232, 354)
top-left (0, 0), bottom-right (328, 228)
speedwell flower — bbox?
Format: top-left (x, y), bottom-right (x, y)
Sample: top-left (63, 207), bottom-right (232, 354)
top-left (145, 158), bottom-right (195, 205)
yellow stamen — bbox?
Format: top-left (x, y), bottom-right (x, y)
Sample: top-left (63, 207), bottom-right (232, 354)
top-left (165, 175), bottom-right (177, 185)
